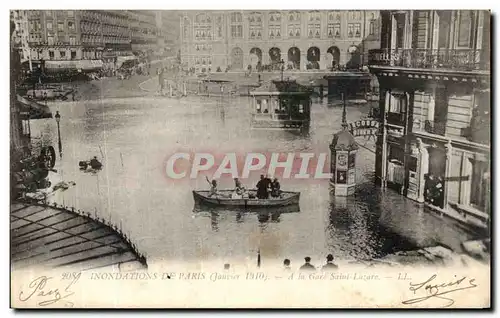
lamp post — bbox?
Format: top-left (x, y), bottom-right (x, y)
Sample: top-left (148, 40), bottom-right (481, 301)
top-left (280, 59), bottom-right (285, 81)
top-left (55, 111), bottom-right (62, 158)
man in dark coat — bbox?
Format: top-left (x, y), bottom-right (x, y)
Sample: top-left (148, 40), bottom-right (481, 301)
top-left (299, 257), bottom-right (316, 271)
top-left (321, 254), bottom-right (339, 271)
top-left (256, 174), bottom-right (271, 199)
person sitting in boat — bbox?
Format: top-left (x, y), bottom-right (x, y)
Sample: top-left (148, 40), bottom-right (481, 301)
top-left (256, 174), bottom-right (271, 199)
top-left (271, 178), bottom-right (281, 198)
top-left (90, 156), bottom-right (102, 170)
top-left (207, 179), bottom-right (218, 197)
top-left (232, 178), bottom-right (244, 199)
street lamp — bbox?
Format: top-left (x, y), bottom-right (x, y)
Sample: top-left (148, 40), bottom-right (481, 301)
top-left (55, 111), bottom-right (62, 158)
top-left (280, 59), bottom-right (285, 81)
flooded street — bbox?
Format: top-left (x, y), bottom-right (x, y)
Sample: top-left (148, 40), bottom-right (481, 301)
top-left (30, 92), bottom-right (476, 268)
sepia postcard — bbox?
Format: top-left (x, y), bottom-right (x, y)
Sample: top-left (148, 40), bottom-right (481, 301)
top-left (9, 8), bottom-right (491, 309)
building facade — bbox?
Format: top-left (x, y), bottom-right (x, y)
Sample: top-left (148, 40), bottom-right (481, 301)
top-left (180, 10), bottom-right (381, 72)
top-left (369, 10), bottom-right (491, 225)
top-left (12, 10), bottom-right (160, 63)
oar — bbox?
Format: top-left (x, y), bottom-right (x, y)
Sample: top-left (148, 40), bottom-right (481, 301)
top-left (99, 145), bottom-right (105, 161)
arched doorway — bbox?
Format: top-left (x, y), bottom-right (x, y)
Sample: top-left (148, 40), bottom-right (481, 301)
top-left (287, 47), bottom-right (300, 70)
top-left (327, 46), bottom-right (341, 70)
top-left (230, 47), bottom-right (244, 70)
top-left (307, 46), bottom-right (320, 70)
top-left (269, 47), bottom-right (281, 70)
top-left (249, 47), bottom-right (262, 70)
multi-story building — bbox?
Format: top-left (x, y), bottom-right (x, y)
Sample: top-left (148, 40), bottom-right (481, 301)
top-left (368, 10), bottom-right (491, 226)
top-left (14, 10), bottom-right (160, 64)
top-left (128, 10), bottom-right (159, 53)
top-left (180, 10), bottom-right (381, 72)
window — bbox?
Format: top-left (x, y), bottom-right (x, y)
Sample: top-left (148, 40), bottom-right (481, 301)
top-left (230, 12), bottom-right (242, 23)
top-left (71, 51), bottom-right (76, 59)
top-left (49, 50), bottom-right (54, 59)
top-left (58, 22), bottom-right (64, 31)
top-left (457, 11), bottom-right (474, 47)
top-left (269, 12), bottom-right (281, 38)
top-left (60, 50), bottom-right (66, 58)
top-left (229, 12), bottom-right (243, 38)
top-left (389, 93), bottom-right (406, 113)
top-left (287, 11), bottom-right (301, 38)
top-left (348, 23), bottom-right (361, 38)
top-left (308, 24), bottom-right (321, 38)
top-left (22, 120), bottom-right (30, 137)
top-left (47, 21), bottom-right (53, 30)
top-left (249, 12), bottom-right (262, 39)
top-left (69, 36), bottom-right (76, 45)
top-left (328, 23), bottom-right (341, 38)
top-left (307, 11), bottom-right (321, 38)
top-left (48, 36), bottom-right (54, 45)
top-left (369, 20), bottom-right (375, 35)
top-left (231, 25), bottom-right (242, 38)
top-left (68, 21), bottom-right (75, 31)
top-left (470, 160), bottom-right (489, 212)
top-left (68, 10), bottom-right (74, 17)
top-left (349, 10), bottom-right (361, 20)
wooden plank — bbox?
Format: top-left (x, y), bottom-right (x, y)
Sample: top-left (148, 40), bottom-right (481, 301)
top-left (49, 239), bottom-right (127, 262)
top-left (57, 251), bottom-right (139, 272)
top-left (46, 230), bottom-right (114, 251)
top-left (47, 245), bottom-right (128, 267)
top-left (448, 105), bottom-right (472, 116)
top-left (23, 208), bottom-right (65, 223)
top-left (11, 223), bottom-right (45, 239)
top-left (10, 203), bottom-right (27, 212)
top-left (12, 226), bottom-right (109, 256)
top-left (449, 94), bottom-right (473, 102)
top-left (50, 216), bottom-right (90, 232)
top-left (38, 214), bottom-right (79, 228)
top-left (11, 205), bottom-right (47, 219)
top-left (15, 238), bottom-right (126, 266)
top-left (10, 219), bottom-right (31, 230)
top-left (13, 228), bottom-right (59, 245)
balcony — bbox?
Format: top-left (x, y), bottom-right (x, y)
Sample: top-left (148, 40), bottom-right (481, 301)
top-left (368, 48), bottom-right (489, 72)
top-left (423, 120), bottom-right (446, 136)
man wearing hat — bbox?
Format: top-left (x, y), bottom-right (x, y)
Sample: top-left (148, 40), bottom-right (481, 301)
top-left (299, 257), bottom-right (316, 271)
top-left (322, 254), bottom-right (338, 271)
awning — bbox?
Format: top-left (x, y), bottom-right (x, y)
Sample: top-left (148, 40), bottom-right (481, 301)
top-left (116, 56), bottom-right (138, 68)
top-left (44, 60), bottom-right (103, 72)
top-left (16, 95), bottom-right (53, 120)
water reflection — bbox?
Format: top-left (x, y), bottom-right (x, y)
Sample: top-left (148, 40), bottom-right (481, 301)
top-left (195, 204), bottom-right (300, 231)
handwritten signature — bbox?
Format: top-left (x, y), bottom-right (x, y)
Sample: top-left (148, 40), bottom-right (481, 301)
top-left (402, 274), bottom-right (477, 307)
top-left (19, 273), bottom-right (81, 307)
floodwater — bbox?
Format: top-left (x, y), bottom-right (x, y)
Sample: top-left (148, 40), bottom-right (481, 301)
top-left (30, 90), bottom-right (477, 269)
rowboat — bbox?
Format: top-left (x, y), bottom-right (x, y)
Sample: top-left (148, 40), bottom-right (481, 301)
top-left (193, 190), bottom-right (300, 208)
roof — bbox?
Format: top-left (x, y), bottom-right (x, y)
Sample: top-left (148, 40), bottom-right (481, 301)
top-left (250, 80), bottom-right (313, 96)
top-left (331, 129), bottom-right (359, 151)
top-left (16, 95), bottom-right (53, 120)
top-left (11, 201), bottom-right (147, 271)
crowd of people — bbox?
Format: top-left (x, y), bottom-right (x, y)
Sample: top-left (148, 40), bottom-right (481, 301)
top-left (222, 254), bottom-right (339, 272)
top-left (207, 175), bottom-right (281, 200)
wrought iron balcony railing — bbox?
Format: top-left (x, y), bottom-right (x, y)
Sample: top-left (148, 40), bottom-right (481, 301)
top-left (368, 48), bottom-right (489, 72)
